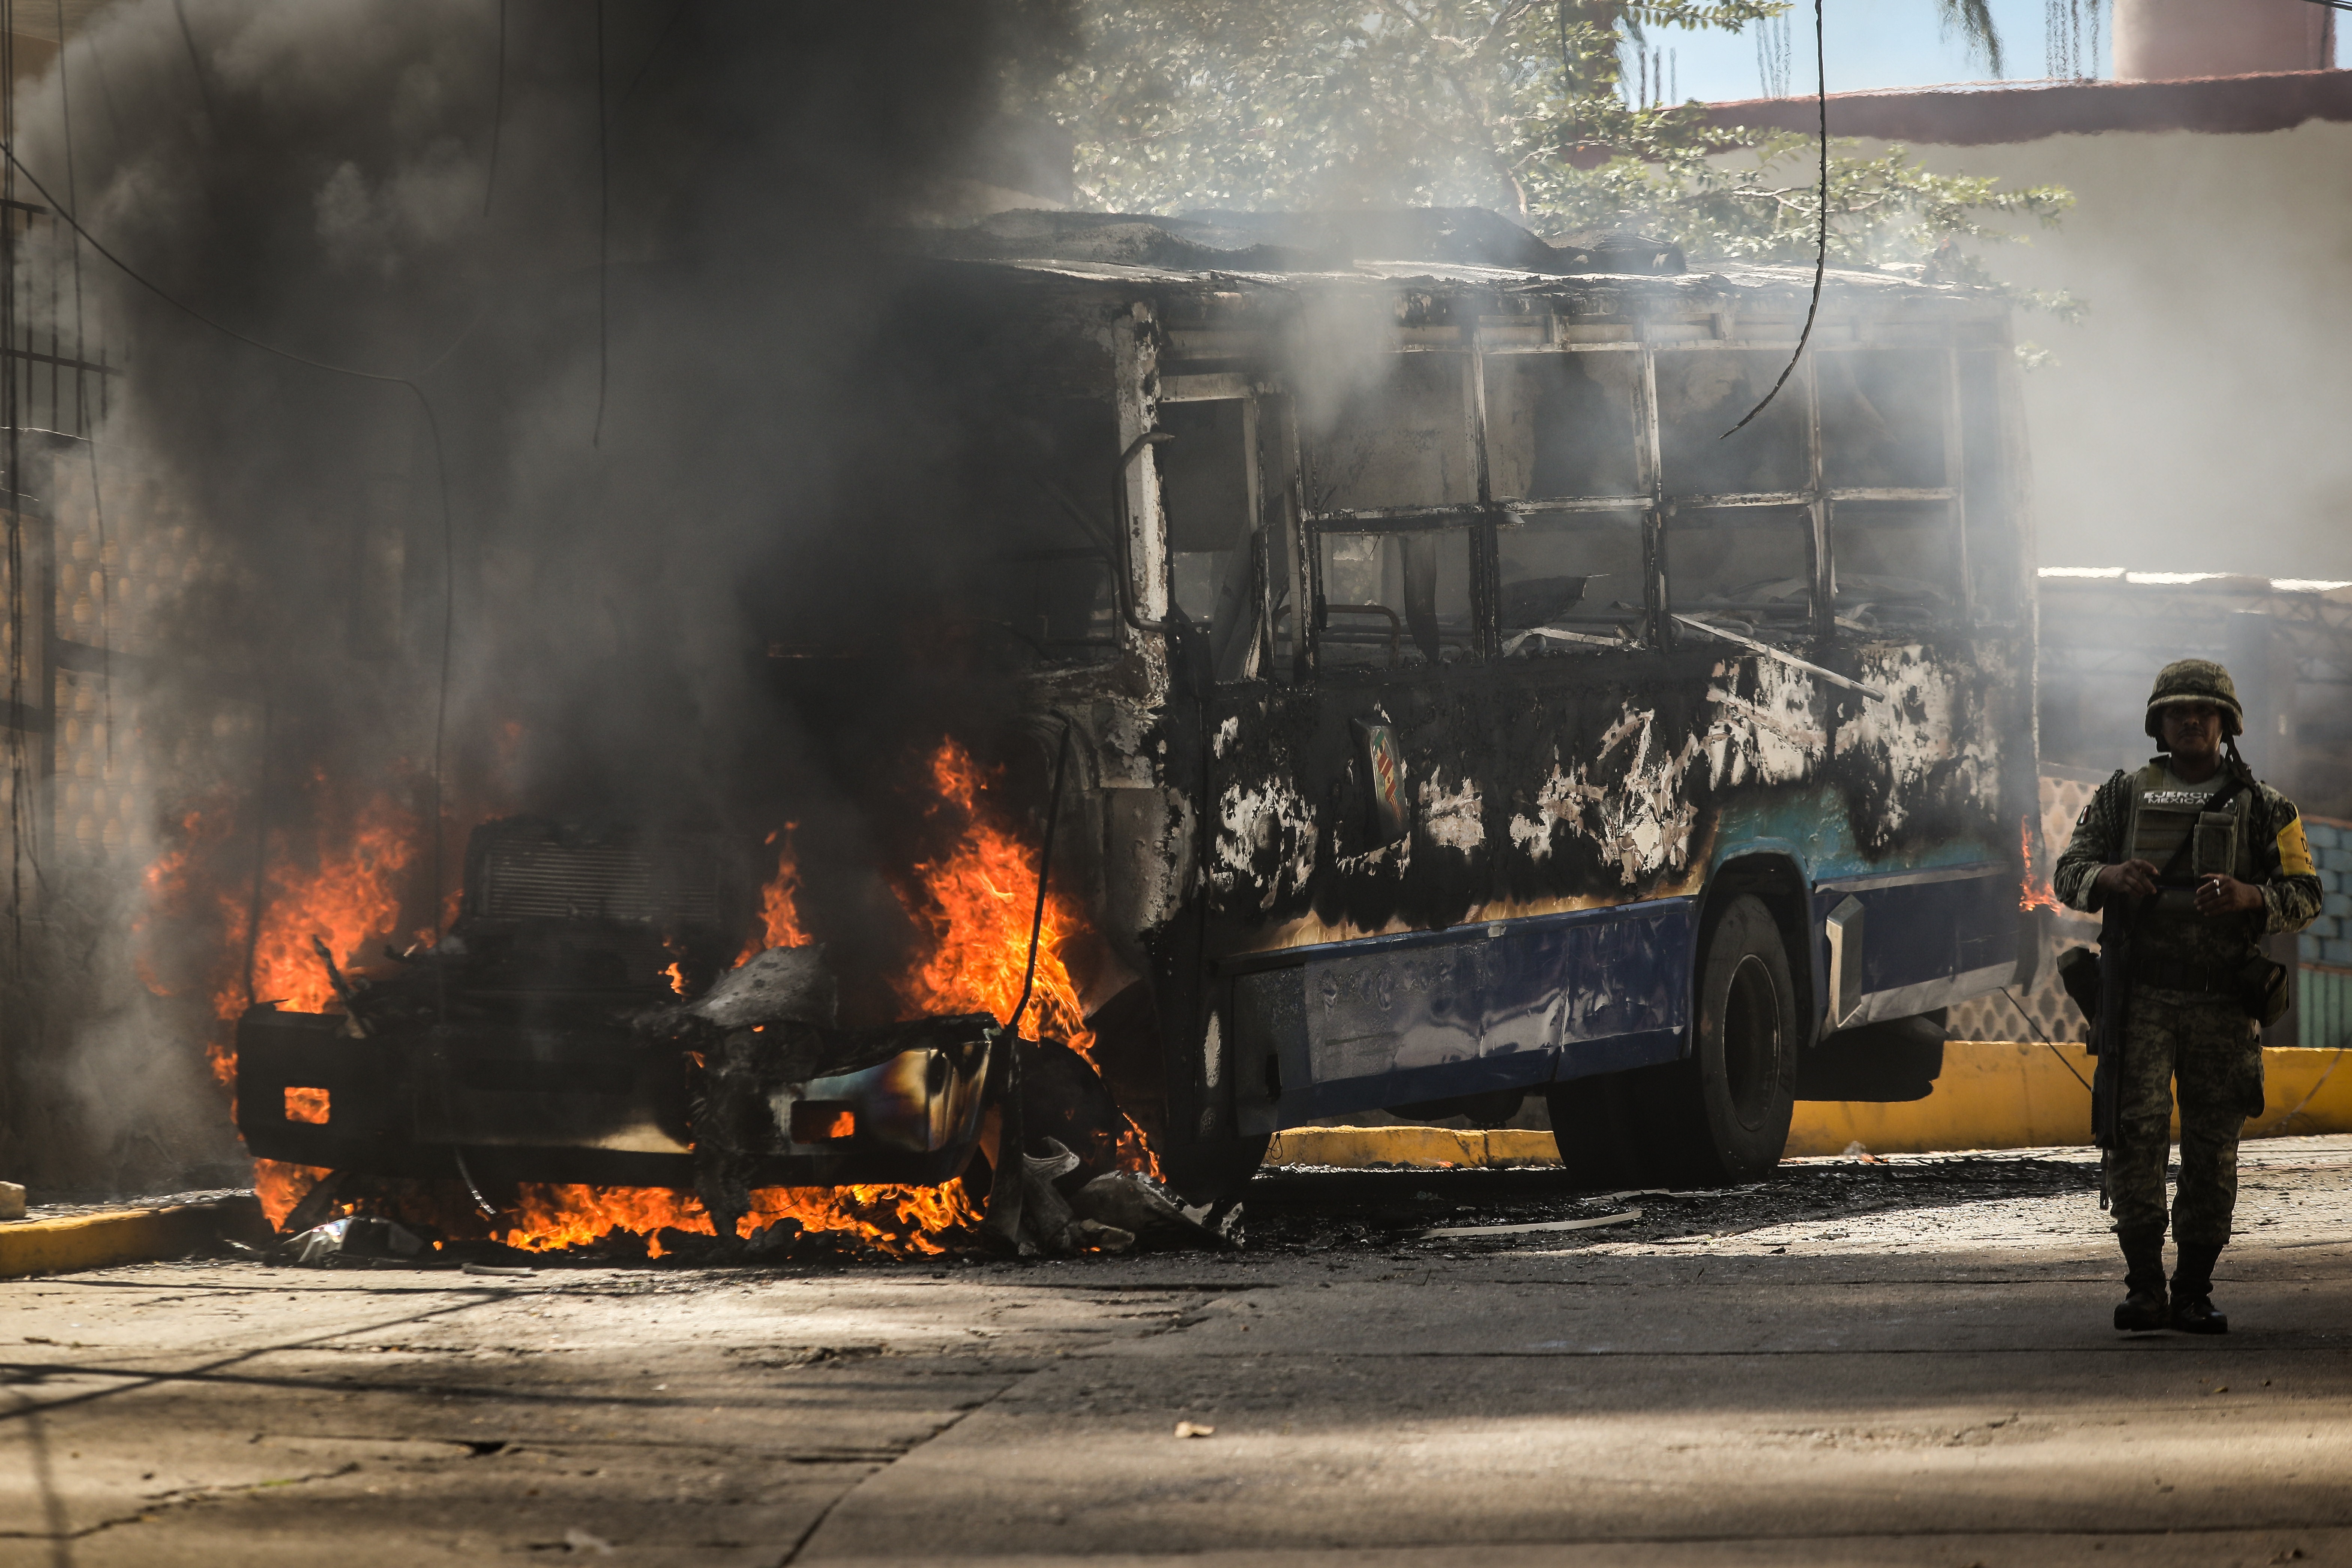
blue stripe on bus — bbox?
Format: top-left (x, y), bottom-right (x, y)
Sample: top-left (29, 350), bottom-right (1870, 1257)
top-left (1233, 897), bottom-right (1695, 1125)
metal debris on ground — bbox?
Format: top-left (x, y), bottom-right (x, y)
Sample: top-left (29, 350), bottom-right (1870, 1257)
top-left (257, 1215), bottom-right (427, 1268)
top-left (1422, 1207), bottom-right (1644, 1239)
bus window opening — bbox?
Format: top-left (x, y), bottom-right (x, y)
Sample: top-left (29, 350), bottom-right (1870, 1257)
top-left (1318, 527), bottom-right (1474, 668)
top-left (1498, 510), bottom-right (1644, 657)
top-left (1162, 399), bottom-right (1262, 679)
top-left (1666, 505), bottom-right (1812, 634)
top-left (1831, 500), bottom-right (1963, 632)
top-left (1819, 349), bottom-right (1947, 491)
top-left (1484, 352), bottom-right (1642, 500)
top-left (1656, 349), bottom-right (1810, 497)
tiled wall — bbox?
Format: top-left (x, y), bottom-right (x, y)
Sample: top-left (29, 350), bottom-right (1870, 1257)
top-left (2295, 817), bottom-right (2352, 1052)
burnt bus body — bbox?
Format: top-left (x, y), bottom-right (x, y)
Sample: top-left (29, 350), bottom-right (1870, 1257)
top-left (927, 212), bottom-right (2040, 1195)
top-left (241, 211), bottom-right (2038, 1199)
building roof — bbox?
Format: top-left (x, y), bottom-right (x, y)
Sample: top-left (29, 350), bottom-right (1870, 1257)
top-left (1704, 69), bottom-right (2352, 147)
top-left (2040, 567), bottom-right (2352, 598)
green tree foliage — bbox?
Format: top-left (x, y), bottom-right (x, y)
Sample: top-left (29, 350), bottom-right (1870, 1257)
top-left (1009, 1), bottom-right (2071, 279)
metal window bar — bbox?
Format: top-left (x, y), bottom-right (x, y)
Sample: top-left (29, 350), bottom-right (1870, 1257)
top-left (1294, 320), bottom-right (1977, 670)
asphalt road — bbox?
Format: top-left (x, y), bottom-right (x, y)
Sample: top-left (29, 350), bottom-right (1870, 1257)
top-left (5, 1137), bottom-right (2350, 1567)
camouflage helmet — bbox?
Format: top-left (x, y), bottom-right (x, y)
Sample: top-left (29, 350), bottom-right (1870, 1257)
top-left (2143, 658), bottom-right (2244, 739)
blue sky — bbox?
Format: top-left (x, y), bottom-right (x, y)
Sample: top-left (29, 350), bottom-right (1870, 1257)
top-left (1639, 0), bottom-right (2337, 102)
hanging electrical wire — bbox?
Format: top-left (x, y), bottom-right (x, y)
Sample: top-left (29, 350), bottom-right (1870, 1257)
top-left (1720, 0), bottom-right (1826, 439)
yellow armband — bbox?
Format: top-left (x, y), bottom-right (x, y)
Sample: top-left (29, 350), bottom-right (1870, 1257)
top-left (2277, 814), bottom-right (2315, 877)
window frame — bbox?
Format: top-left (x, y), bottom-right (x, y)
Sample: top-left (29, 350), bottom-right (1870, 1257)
top-left (1278, 318), bottom-right (1979, 681)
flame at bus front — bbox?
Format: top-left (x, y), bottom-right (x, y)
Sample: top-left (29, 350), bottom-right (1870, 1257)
top-left (894, 738), bottom-right (1159, 1176)
top-left (895, 739), bottom-right (1094, 1054)
top-left (2019, 816), bottom-right (2064, 912)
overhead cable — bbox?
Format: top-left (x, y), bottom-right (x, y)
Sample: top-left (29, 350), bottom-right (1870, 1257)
top-left (1721, 0), bottom-right (1826, 440)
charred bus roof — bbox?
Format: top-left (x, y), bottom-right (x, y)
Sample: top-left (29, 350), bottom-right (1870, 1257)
top-left (897, 207), bottom-right (2016, 339)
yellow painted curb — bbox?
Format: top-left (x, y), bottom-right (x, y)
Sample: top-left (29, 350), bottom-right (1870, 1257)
top-left (1786, 1040), bottom-right (2092, 1156)
top-left (1261, 1045), bottom-right (2352, 1168)
top-left (0, 1196), bottom-right (269, 1280)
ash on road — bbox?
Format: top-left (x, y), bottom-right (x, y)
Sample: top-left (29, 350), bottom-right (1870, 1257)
top-left (5, 1138), bottom-right (2350, 1567)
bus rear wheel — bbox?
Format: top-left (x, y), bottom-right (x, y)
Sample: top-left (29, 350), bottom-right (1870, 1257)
top-left (1669, 893), bottom-right (1798, 1182)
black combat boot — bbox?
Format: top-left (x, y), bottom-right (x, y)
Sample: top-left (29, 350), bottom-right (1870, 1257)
top-left (2170, 1242), bottom-right (2229, 1335)
top-left (2113, 1228), bottom-right (2168, 1332)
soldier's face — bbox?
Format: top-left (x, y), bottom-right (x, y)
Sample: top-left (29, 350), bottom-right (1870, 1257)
top-left (2161, 702), bottom-right (2224, 759)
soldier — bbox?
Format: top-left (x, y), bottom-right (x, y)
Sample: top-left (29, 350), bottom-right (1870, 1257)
top-left (2053, 660), bottom-right (2320, 1333)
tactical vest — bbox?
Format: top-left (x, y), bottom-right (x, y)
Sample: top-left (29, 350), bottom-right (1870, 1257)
top-left (2121, 762), bottom-right (2255, 921)
top-left (2117, 761), bottom-right (2273, 990)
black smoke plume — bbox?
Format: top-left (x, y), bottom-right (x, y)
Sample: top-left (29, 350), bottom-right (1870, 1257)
top-left (1, 0), bottom-right (1077, 1189)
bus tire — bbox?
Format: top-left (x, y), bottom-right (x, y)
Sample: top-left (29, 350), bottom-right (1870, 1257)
top-left (1544, 1071), bottom-right (1669, 1189)
top-left (1670, 893), bottom-right (1798, 1182)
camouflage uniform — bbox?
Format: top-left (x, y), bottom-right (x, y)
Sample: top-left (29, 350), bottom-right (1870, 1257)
top-left (2052, 763), bottom-right (2319, 1245)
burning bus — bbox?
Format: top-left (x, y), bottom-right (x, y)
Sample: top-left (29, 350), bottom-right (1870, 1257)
top-left (234, 208), bottom-right (2040, 1217)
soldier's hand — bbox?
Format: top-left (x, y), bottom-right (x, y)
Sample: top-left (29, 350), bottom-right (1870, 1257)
top-left (2095, 859), bottom-right (2162, 900)
top-left (2195, 874), bottom-right (2265, 917)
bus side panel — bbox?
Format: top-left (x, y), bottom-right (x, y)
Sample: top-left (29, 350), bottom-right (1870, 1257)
top-left (1229, 898), bottom-right (1691, 1131)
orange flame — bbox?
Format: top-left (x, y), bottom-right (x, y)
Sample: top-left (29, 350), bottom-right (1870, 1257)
top-left (2019, 816), bottom-right (2064, 912)
top-left (140, 785), bottom-right (423, 1232)
top-left (894, 738), bottom-right (1159, 1178)
top-left (254, 1160), bottom-right (333, 1230)
top-left (142, 784), bottom-right (421, 1084)
top-left (226, 786), bottom-right (417, 1022)
top-left (499, 1179), bottom-right (982, 1257)
top-left (484, 735), bottom-right (1159, 1252)
top-left (179, 742), bottom-right (1161, 1252)
top-left (741, 824), bottom-right (811, 962)
top-left (895, 740), bottom-right (1094, 1055)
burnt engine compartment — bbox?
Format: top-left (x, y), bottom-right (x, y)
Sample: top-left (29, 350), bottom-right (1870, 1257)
top-left (235, 817), bottom-right (999, 1194)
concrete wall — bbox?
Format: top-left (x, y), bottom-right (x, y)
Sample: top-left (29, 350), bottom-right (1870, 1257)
top-left (1707, 79), bottom-right (2352, 581)
top-left (1871, 117), bottom-right (2352, 579)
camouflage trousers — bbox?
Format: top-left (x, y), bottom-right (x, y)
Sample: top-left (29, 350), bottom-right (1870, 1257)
top-left (2107, 987), bottom-right (2266, 1248)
